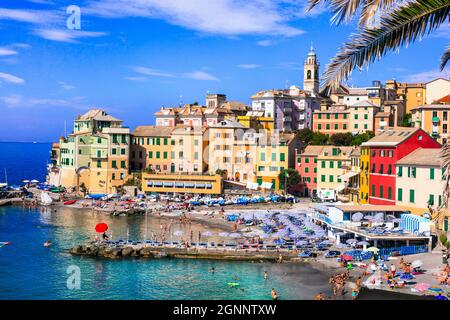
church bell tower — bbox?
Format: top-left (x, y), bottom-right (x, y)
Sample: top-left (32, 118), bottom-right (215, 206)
top-left (303, 44), bottom-right (320, 94)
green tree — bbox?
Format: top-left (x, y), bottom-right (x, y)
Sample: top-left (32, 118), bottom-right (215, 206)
top-left (402, 113), bottom-right (413, 127)
top-left (307, 0), bottom-right (450, 93)
top-left (311, 131), bottom-right (329, 145)
top-left (278, 168), bottom-right (301, 191)
top-left (351, 131), bottom-right (375, 146)
top-left (297, 128), bottom-right (314, 145)
top-left (329, 132), bottom-right (353, 146)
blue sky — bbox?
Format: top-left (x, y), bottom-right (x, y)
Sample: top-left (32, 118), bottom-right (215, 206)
top-left (0, 0), bottom-right (448, 142)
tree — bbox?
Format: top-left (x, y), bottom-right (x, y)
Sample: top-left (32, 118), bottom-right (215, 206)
top-left (351, 131), bottom-right (375, 146)
top-left (215, 169), bottom-right (227, 177)
top-left (307, 0), bottom-right (450, 93)
top-left (330, 132), bottom-right (353, 146)
top-left (402, 113), bottom-right (413, 127)
top-left (278, 168), bottom-right (301, 191)
top-left (297, 128), bottom-right (314, 145)
top-left (311, 131), bottom-right (329, 145)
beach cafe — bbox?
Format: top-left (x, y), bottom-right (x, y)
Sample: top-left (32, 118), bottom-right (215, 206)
top-left (309, 204), bottom-right (433, 256)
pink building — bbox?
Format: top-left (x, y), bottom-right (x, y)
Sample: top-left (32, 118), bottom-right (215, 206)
top-left (295, 146), bottom-right (324, 197)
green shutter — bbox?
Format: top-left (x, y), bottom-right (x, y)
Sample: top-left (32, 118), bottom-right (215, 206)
top-left (329, 175), bottom-right (334, 182)
top-left (410, 189), bottom-right (415, 203)
top-left (398, 188), bottom-right (403, 201)
top-left (398, 166), bottom-right (403, 177)
top-left (428, 195), bottom-right (434, 206)
top-left (380, 185), bottom-right (384, 198)
top-left (330, 161), bottom-right (334, 169)
top-left (430, 168), bottom-right (435, 180)
top-left (388, 187), bottom-right (392, 200)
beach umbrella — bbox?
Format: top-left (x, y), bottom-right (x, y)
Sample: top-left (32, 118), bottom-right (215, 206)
top-left (357, 241), bottom-right (370, 246)
top-left (364, 215), bottom-right (373, 221)
top-left (372, 212), bottom-right (384, 222)
top-left (218, 232), bottom-right (230, 237)
top-left (351, 212), bottom-right (364, 222)
top-left (366, 247), bottom-right (380, 253)
top-left (346, 239), bottom-right (357, 244)
top-left (228, 233), bottom-right (241, 238)
top-left (341, 254), bottom-right (353, 261)
top-left (173, 230), bottom-right (183, 236)
top-left (411, 260), bottom-right (423, 269)
top-left (296, 240), bottom-right (308, 246)
top-left (95, 223), bottom-right (108, 233)
top-left (414, 283), bottom-right (430, 292)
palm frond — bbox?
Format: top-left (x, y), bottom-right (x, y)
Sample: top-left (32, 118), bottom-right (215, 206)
top-left (359, 0), bottom-right (399, 26)
top-left (321, 0), bottom-right (450, 93)
top-left (440, 45), bottom-right (450, 71)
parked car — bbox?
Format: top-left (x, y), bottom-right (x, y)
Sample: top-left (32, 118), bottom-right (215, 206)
top-left (325, 250), bottom-right (341, 258)
top-left (298, 251), bottom-right (317, 258)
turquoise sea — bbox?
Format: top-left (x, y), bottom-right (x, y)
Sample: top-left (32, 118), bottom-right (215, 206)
top-left (0, 142), bottom-right (333, 300)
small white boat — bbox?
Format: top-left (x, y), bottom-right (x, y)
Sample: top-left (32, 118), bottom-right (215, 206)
top-left (40, 192), bottom-right (53, 206)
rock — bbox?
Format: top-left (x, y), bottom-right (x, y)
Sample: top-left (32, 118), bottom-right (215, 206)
top-left (110, 248), bottom-right (122, 257)
top-left (140, 247), bottom-right (153, 257)
top-left (121, 247), bottom-right (134, 256)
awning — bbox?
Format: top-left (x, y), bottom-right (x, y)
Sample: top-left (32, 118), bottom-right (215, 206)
top-left (338, 171), bottom-right (359, 181)
top-left (335, 184), bottom-right (346, 192)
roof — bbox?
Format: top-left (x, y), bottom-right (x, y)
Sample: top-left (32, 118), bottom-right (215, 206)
top-left (221, 101), bottom-right (249, 111)
top-left (300, 145), bottom-right (324, 156)
top-left (76, 109), bottom-right (122, 122)
top-left (350, 100), bottom-right (378, 108)
top-left (361, 127), bottom-right (420, 147)
top-left (375, 112), bottom-right (391, 118)
top-left (208, 119), bottom-right (247, 129)
top-left (349, 147), bottom-right (361, 157)
top-left (154, 107), bottom-right (180, 116)
top-left (278, 132), bottom-right (297, 145)
top-left (436, 95), bottom-right (450, 104)
top-left (396, 148), bottom-right (442, 167)
top-left (52, 142), bottom-right (59, 149)
top-left (335, 205), bottom-right (409, 212)
top-left (318, 146), bottom-right (354, 157)
top-left (132, 126), bottom-right (173, 137)
top-left (411, 104), bottom-right (450, 111)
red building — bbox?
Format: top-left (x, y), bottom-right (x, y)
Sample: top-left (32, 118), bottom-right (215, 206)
top-left (295, 146), bottom-right (324, 197)
top-left (362, 127), bottom-right (441, 205)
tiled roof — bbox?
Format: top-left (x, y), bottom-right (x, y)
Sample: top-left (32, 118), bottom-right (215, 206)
top-left (437, 95), bottom-right (450, 103)
top-left (361, 127), bottom-right (420, 147)
top-left (350, 100), bottom-right (378, 108)
top-left (411, 104), bottom-right (450, 111)
top-left (396, 148), bottom-right (442, 167)
top-left (301, 145), bottom-right (324, 156)
top-left (76, 109), bottom-right (122, 122)
top-left (208, 119), bottom-right (247, 129)
top-left (132, 126), bottom-right (173, 137)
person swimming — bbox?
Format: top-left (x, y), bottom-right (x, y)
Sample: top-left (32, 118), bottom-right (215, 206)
top-left (209, 267), bottom-right (215, 273)
top-left (43, 240), bottom-right (52, 247)
top-left (271, 288), bottom-right (278, 300)
top-left (264, 271), bottom-right (268, 280)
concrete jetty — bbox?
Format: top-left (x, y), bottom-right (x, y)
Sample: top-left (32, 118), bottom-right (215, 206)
top-left (69, 241), bottom-right (301, 262)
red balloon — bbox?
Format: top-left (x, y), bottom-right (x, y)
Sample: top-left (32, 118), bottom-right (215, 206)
top-left (95, 223), bottom-right (108, 233)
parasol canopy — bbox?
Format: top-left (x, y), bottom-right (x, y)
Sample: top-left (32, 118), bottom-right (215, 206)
top-left (366, 247), bottom-right (380, 253)
top-left (357, 241), bottom-right (370, 246)
top-left (95, 223), bottom-right (108, 233)
top-left (411, 260), bottom-right (423, 269)
top-left (346, 239), bottom-right (357, 244)
top-left (351, 212), bottom-right (364, 222)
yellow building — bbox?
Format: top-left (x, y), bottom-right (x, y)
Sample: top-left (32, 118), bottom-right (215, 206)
top-left (170, 125), bottom-right (207, 174)
top-left (348, 101), bottom-right (379, 133)
top-left (316, 146), bottom-right (353, 192)
top-left (359, 146), bottom-right (370, 204)
top-left (142, 173), bottom-right (223, 195)
top-left (396, 82), bottom-right (426, 114)
top-left (237, 112), bottom-right (274, 133)
top-left (256, 132), bottom-right (300, 191)
top-left (411, 104), bottom-right (450, 144)
top-left (130, 126), bottom-right (173, 172)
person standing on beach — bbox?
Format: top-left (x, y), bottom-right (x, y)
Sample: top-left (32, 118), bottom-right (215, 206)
top-left (198, 231), bottom-right (201, 242)
top-left (390, 264), bottom-right (396, 277)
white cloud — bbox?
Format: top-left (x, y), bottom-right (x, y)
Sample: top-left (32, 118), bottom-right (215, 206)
top-left (0, 8), bottom-right (57, 24)
top-left (58, 81), bottom-right (76, 90)
top-left (0, 48), bottom-right (18, 56)
top-left (1, 94), bottom-right (88, 109)
top-left (237, 64), bottom-right (261, 69)
top-left (403, 69), bottom-right (450, 83)
top-left (431, 25), bottom-right (450, 40)
top-left (257, 39), bottom-right (275, 47)
top-left (124, 76), bottom-right (148, 82)
top-left (34, 29), bottom-right (107, 43)
top-left (84, 0), bottom-right (306, 37)
top-left (183, 71), bottom-right (219, 81)
top-left (0, 72), bottom-right (25, 84)
top-left (133, 66), bottom-right (175, 78)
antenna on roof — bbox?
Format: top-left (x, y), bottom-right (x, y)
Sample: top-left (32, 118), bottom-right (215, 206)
top-left (179, 95), bottom-right (183, 107)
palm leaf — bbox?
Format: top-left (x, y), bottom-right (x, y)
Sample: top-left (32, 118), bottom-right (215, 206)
top-left (440, 45), bottom-right (450, 70)
top-left (359, 0), bottom-right (400, 26)
top-left (321, 0), bottom-right (450, 93)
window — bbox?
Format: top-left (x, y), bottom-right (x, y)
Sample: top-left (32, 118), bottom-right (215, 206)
top-left (194, 152), bottom-right (198, 160)
top-left (260, 153), bottom-right (265, 161)
top-left (327, 114), bottom-right (330, 119)
top-left (164, 138), bottom-right (168, 145)
top-left (97, 160), bottom-right (101, 168)
top-left (156, 151), bottom-right (160, 159)
top-left (379, 164), bottom-right (384, 174)
top-left (280, 153), bottom-right (285, 162)
top-left (330, 161), bottom-right (334, 169)
top-left (354, 114), bottom-right (358, 120)
top-left (321, 175), bottom-right (326, 182)
top-left (364, 124), bottom-right (368, 130)
top-left (97, 137), bottom-right (102, 144)
top-left (364, 114), bottom-right (368, 120)
top-left (388, 187), bottom-right (392, 200)
top-left (398, 188), bottom-right (403, 201)
top-left (412, 167), bottom-right (416, 178)
top-left (334, 124), bottom-right (338, 130)
top-left (318, 124), bottom-right (322, 130)
top-left (164, 151), bottom-right (168, 159)
top-left (409, 189), bottom-right (415, 203)
top-left (321, 161), bottom-right (326, 168)
top-left (305, 158), bottom-right (309, 163)
top-left (371, 185), bottom-right (376, 197)
top-left (329, 175), bottom-right (334, 183)
top-left (430, 168), bottom-right (435, 180)
top-left (354, 124), bottom-right (358, 129)
top-left (335, 114), bottom-right (338, 119)
top-left (343, 124), bottom-right (347, 130)
top-left (112, 160), bottom-right (117, 168)
top-left (313, 168), bottom-right (317, 173)
top-left (444, 124), bottom-right (448, 134)
top-left (149, 151), bottom-right (153, 158)
top-left (326, 124), bottom-right (330, 130)
top-left (120, 161), bottom-right (126, 168)
top-left (387, 164), bottom-right (392, 175)
top-left (272, 153), bottom-right (276, 161)
top-left (121, 148), bottom-right (126, 155)
top-left (379, 185), bottom-right (384, 198)
top-left (305, 167), bottom-right (309, 173)
top-left (444, 111), bottom-right (448, 121)
top-left (343, 114), bottom-right (347, 119)
top-left (428, 194), bottom-right (434, 206)
top-left (318, 114), bottom-right (322, 119)
top-left (337, 161), bottom-right (342, 168)
top-left (97, 150), bottom-right (101, 158)
top-left (112, 173), bottom-right (115, 180)
top-left (112, 148), bottom-right (117, 155)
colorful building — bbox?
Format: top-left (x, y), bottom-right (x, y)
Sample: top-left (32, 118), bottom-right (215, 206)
top-left (348, 100), bottom-right (379, 133)
top-left (361, 127), bottom-right (441, 206)
top-left (316, 146), bottom-right (353, 193)
top-left (170, 125), bottom-right (207, 174)
top-left (130, 126), bottom-right (173, 172)
top-left (411, 104), bottom-right (450, 144)
top-left (359, 145), bottom-right (371, 204)
top-left (142, 173), bottom-right (223, 195)
top-left (313, 105), bottom-right (349, 134)
top-left (52, 109), bottom-right (130, 194)
top-left (296, 146), bottom-right (324, 197)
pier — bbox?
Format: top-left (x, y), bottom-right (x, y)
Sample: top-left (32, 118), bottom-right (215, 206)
top-left (70, 241), bottom-right (302, 262)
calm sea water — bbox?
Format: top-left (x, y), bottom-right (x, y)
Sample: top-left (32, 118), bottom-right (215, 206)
top-left (0, 142), bottom-right (51, 185)
top-left (0, 142), bottom-right (333, 300)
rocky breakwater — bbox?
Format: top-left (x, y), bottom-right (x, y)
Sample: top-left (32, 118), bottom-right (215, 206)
top-left (69, 241), bottom-right (299, 262)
